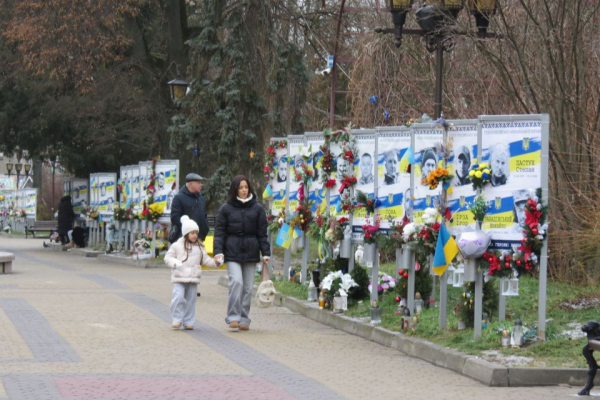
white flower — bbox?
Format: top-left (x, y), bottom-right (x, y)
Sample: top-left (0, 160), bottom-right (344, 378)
top-left (424, 207), bottom-right (437, 216)
top-left (424, 217), bottom-right (435, 225)
top-left (402, 223), bottom-right (417, 241)
top-left (299, 145), bottom-right (312, 159)
top-left (278, 218), bottom-right (284, 224)
top-left (536, 235), bottom-right (544, 240)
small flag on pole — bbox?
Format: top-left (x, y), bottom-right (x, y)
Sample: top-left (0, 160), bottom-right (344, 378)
top-left (433, 224), bottom-right (459, 277)
top-left (400, 147), bottom-right (416, 173)
top-left (275, 223), bottom-right (293, 249)
top-left (263, 183), bottom-right (273, 198)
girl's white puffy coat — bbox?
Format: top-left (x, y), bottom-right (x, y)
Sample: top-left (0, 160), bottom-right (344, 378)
top-left (164, 237), bottom-right (217, 284)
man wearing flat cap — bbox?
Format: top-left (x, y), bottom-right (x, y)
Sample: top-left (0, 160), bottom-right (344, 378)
top-left (169, 173), bottom-right (209, 244)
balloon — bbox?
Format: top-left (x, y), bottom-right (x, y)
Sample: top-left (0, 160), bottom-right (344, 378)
top-left (456, 229), bottom-right (492, 259)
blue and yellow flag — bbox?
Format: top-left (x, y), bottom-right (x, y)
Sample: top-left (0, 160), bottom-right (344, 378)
top-left (400, 146), bottom-right (416, 173)
top-left (275, 223), bottom-right (293, 249)
top-left (263, 183), bottom-right (273, 199)
top-left (433, 224), bottom-right (459, 276)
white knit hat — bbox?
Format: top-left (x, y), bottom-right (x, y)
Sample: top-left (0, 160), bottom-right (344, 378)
top-left (181, 216), bottom-right (199, 237)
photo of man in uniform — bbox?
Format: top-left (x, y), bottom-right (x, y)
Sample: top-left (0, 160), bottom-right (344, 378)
top-left (512, 189), bottom-right (529, 230)
top-left (277, 155), bottom-right (288, 183)
top-left (101, 183), bottom-right (106, 197)
top-left (158, 172), bottom-right (166, 191)
top-left (489, 143), bottom-right (510, 187)
top-left (383, 150), bottom-right (398, 185)
top-left (453, 146), bottom-right (471, 186)
top-left (420, 148), bottom-right (438, 186)
top-left (358, 153), bottom-right (374, 185)
top-left (336, 153), bottom-right (349, 183)
top-left (166, 181), bottom-right (177, 211)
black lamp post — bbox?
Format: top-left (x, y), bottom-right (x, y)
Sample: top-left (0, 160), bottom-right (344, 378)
top-left (376, 0), bottom-right (498, 118)
top-left (50, 158), bottom-right (58, 216)
top-left (14, 163), bottom-right (23, 189)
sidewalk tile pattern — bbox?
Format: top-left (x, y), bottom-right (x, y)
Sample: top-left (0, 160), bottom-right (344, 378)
top-left (121, 293), bottom-right (346, 400)
top-left (53, 376), bottom-right (294, 399)
top-left (0, 299), bottom-right (81, 363)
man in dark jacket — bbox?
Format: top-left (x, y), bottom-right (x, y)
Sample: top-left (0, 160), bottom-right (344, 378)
top-left (57, 195), bottom-right (75, 245)
top-left (169, 173), bottom-right (209, 243)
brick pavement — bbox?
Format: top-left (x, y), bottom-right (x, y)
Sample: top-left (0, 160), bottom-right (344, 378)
top-left (0, 237), bottom-right (581, 399)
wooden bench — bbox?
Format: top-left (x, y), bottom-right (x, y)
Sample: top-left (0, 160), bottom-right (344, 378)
top-left (0, 252), bottom-right (15, 274)
top-left (25, 221), bottom-right (58, 239)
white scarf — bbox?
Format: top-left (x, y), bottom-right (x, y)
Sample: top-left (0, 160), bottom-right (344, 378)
top-left (237, 193), bottom-right (253, 203)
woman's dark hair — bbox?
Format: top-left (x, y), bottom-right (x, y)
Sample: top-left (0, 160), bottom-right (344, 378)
top-left (228, 175), bottom-right (254, 202)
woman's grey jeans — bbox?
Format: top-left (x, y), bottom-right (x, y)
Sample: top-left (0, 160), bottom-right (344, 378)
top-left (225, 261), bottom-right (256, 326)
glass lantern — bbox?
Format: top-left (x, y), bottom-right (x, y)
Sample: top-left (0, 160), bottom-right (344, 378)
top-left (501, 277), bottom-right (519, 296)
top-left (452, 263), bottom-right (465, 287)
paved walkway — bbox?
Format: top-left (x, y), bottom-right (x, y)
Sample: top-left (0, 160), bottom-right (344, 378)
top-left (0, 237), bottom-right (580, 399)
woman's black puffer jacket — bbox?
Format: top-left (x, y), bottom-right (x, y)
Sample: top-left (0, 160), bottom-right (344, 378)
top-left (213, 195), bottom-right (270, 264)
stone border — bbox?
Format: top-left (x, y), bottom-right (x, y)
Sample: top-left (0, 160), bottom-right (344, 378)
top-left (217, 275), bottom-right (593, 388)
top-left (96, 254), bottom-right (166, 269)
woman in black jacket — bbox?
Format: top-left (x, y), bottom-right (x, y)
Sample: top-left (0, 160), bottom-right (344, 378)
top-left (214, 175), bottom-right (270, 331)
top-left (57, 196), bottom-right (75, 245)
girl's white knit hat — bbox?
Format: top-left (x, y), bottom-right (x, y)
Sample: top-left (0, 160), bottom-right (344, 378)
top-left (181, 216), bottom-right (199, 237)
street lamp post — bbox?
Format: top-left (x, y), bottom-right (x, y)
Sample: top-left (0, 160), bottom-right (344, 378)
top-left (51, 159), bottom-right (58, 217)
top-left (376, 0), bottom-right (498, 118)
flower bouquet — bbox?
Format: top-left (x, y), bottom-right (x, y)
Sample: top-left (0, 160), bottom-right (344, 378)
top-left (389, 216), bottom-right (410, 247)
top-left (362, 217), bottom-right (382, 245)
top-left (469, 195), bottom-right (487, 227)
top-left (421, 167), bottom-right (453, 190)
top-left (289, 204), bottom-right (312, 232)
top-left (146, 203), bottom-right (164, 222)
top-left (268, 210), bottom-right (286, 234)
top-left (368, 273), bottom-right (396, 294)
top-left (320, 270), bottom-right (358, 300)
top-left (20, 209), bottom-right (26, 217)
top-left (356, 190), bottom-right (381, 215)
top-left (469, 163), bottom-right (491, 190)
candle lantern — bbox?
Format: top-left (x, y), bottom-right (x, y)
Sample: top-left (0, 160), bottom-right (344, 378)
top-left (318, 291), bottom-right (325, 310)
top-left (414, 292), bottom-right (424, 314)
top-left (500, 277), bottom-right (519, 296)
top-left (502, 329), bottom-right (510, 347)
top-left (446, 264), bottom-right (456, 285)
top-left (402, 307), bottom-right (411, 331)
top-left (333, 292), bottom-right (344, 313)
top-left (307, 280), bottom-right (318, 301)
top-left (411, 315), bottom-right (419, 331)
top-left (482, 312), bottom-right (489, 329)
top-left (452, 263), bottom-right (465, 287)
top-left (511, 318), bottom-right (524, 347)
top-left (341, 290), bottom-right (348, 311)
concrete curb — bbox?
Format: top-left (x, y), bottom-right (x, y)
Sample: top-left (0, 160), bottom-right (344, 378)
top-left (65, 248), bottom-right (104, 258)
top-left (97, 253), bottom-right (167, 269)
top-left (216, 275), bottom-right (592, 388)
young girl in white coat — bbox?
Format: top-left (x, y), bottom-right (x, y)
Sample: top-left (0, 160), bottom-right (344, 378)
top-left (165, 216), bottom-right (218, 330)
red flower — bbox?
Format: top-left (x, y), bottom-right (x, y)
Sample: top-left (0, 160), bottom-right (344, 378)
top-left (152, 157), bottom-right (158, 163)
top-left (325, 179), bottom-right (336, 189)
top-left (280, 142), bottom-right (286, 148)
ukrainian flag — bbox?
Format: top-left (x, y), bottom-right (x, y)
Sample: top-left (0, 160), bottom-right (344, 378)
top-left (432, 224), bottom-right (459, 277)
top-left (399, 146), bottom-right (416, 173)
